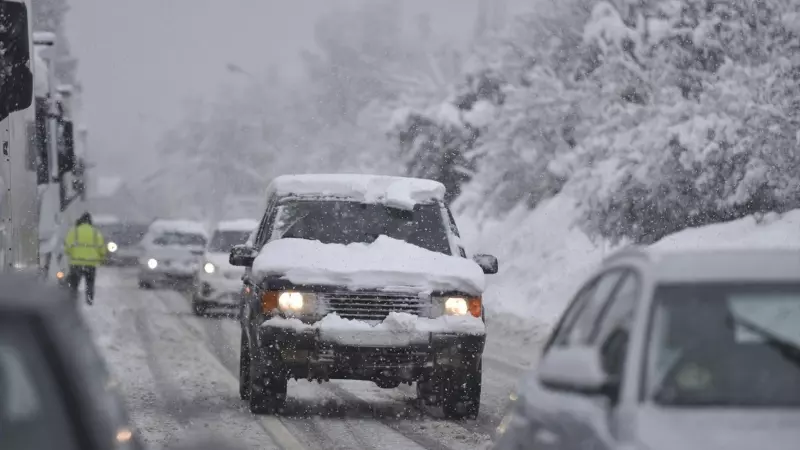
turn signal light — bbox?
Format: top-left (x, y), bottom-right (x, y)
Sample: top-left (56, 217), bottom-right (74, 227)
top-left (261, 291), bottom-right (279, 313)
top-left (468, 297), bottom-right (482, 318)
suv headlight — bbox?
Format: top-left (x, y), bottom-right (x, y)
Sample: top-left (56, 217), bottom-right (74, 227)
top-left (203, 262), bottom-right (215, 274)
top-left (107, 242), bottom-right (118, 252)
top-left (433, 296), bottom-right (482, 318)
top-left (260, 290), bottom-right (318, 315)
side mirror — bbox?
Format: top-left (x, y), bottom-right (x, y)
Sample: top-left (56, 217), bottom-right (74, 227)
top-left (0, 2), bottom-right (33, 122)
top-left (473, 254), bottom-right (499, 274)
top-left (538, 346), bottom-right (618, 398)
top-left (229, 244), bottom-right (257, 267)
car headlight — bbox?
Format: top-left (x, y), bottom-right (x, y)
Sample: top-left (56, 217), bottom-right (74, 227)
top-left (107, 242), bottom-right (118, 252)
top-left (147, 258), bottom-right (158, 269)
top-left (433, 296), bottom-right (482, 318)
top-left (260, 290), bottom-right (317, 315)
top-left (203, 262), bottom-right (215, 274)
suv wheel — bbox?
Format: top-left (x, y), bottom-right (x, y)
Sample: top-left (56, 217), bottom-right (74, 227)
top-left (239, 331), bottom-right (250, 400)
top-left (138, 280), bottom-right (152, 289)
top-left (248, 348), bottom-right (287, 414)
top-left (442, 361), bottom-right (482, 420)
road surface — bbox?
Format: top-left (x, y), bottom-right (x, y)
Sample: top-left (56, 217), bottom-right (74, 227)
top-left (81, 269), bottom-right (540, 450)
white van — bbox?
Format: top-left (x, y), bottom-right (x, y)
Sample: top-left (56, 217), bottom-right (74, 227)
top-left (137, 219), bottom-right (208, 290)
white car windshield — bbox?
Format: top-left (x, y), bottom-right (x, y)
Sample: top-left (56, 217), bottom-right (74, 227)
top-left (207, 230), bottom-right (250, 253)
top-left (271, 199), bottom-right (452, 255)
top-left (152, 232), bottom-right (206, 248)
top-left (646, 282), bottom-right (800, 407)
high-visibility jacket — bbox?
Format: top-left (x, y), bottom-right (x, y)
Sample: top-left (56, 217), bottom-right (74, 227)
top-left (64, 224), bottom-right (107, 267)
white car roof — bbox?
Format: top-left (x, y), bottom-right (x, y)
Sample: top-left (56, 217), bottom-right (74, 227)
top-left (148, 219), bottom-right (208, 237)
top-left (216, 219), bottom-right (259, 232)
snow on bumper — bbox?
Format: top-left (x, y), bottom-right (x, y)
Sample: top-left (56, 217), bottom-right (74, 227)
top-left (260, 312), bottom-right (485, 347)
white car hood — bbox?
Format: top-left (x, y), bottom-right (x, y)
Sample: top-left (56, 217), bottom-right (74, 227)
top-left (638, 407), bottom-right (800, 450)
top-left (252, 236), bottom-right (485, 295)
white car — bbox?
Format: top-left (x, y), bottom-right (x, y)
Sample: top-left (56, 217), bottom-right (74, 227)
top-left (137, 220), bottom-right (208, 290)
top-left (191, 219), bottom-right (258, 315)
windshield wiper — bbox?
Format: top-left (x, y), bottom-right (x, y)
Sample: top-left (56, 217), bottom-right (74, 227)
top-left (730, 312), bottom-right (800, 368)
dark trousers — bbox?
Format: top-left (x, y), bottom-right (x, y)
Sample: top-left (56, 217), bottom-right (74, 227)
top-left (67, 265), bottom-right (97, 302)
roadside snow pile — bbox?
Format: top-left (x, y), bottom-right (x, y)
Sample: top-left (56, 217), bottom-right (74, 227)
top-left (268, 174), bottom-right (446, 210)
top-left (263, 312), bottom-right (485, 346)
top-left (651, 211), bottom-right (800, 251)
top-left (456, 195), bottom-right (606, 327)
top-left (253, 235), bottom-right (485, 295)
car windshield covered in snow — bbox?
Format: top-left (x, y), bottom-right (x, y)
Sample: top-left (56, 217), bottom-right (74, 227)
top-left (152, 231), bottom-right (206, 248)
top-left (97, 223), bottom-right (149, 246)
top-left (208, 230), bottom-right (250, 253)
top-left (271, 199), bottom-right (452, 255)
top-left (647, 282), bottom-right (800, 407)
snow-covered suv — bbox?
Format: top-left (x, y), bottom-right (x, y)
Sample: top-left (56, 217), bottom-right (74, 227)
top-left (230, 174), bottom-right (499, 418)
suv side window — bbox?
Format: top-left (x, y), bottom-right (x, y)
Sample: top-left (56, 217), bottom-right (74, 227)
top-left (590, 271), bottom-right (640, 381)
top-left (565, 269), bottom-right (626, 346)
top-left (545, 278), bottom-right (599, 351)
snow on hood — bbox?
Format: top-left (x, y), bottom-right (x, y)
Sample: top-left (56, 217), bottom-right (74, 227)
top-left (269, 174), bottom-right (446, 210)
top-left (149, 220), bottom-right (208, 237)
top-left (204, 250), bottom-right (238, 272)
top-left (253, 236), bottom-right (485, 295)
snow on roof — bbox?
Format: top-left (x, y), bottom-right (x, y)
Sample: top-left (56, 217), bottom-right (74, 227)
top-left (92, 214), bottom-right (120, 226)
top-left (95, 176), bottom-right (123, 198)
top-left (268, 174), bottom-right (446, 210)
top-left (253, 235), bottom-right (485, 295)
top-left (216, 219), bottom-right (259, 232)
top-left (149, 219), bottom-right (208, 236)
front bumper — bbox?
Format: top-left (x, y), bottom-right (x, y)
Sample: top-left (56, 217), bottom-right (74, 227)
top-left (256, 322), bottom-right (485, 381)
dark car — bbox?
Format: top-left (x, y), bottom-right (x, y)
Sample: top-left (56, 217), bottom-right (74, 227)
top-left (0, 274), bottom-right (144, 450)
top-left (96, 222), bottom-right (150, 266)
top-left (230, 174), bottom-right (498, 418)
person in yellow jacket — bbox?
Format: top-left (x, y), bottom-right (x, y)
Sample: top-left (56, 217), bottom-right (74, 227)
top-left (64, 212), bottom-right (107, 304)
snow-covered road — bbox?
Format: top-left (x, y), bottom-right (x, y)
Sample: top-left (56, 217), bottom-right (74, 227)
top-left (80, 269), bottom-right (540, 450)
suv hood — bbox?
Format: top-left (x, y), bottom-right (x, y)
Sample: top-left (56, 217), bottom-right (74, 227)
top-left (252, 236), bottom-right (485, 295)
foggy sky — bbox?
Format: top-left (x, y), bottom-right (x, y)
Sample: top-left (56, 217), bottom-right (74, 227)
top-left (65, 0), bottom-right (528, 181)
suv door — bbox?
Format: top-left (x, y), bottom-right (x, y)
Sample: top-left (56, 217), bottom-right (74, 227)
top-left (519, 269), bottom-right (627, 450)
top-left (0, 315), bottom-right (85, 450)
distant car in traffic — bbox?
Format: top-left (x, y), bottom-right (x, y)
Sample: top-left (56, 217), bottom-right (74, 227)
top-left (191, 219), bottom-right (257, 315)
top-left (494, 246), bottom-right (800, 450)
top-left (230, 174), bottom-right (498, 419)
top-left (0, 274), bottom-right (144, 450)
top-left (138, 219), bottom-right (208, 290)
top-left (94, 218), bottom-right (150, 267)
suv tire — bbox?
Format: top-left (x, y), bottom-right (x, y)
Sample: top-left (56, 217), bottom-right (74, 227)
top-left (442, 361), bottom-right (482, 420)
top-left (248, 348), bottom-right (287, 414)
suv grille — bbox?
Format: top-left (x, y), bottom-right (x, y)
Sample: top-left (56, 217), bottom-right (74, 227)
top-left (321, 292), bottom-right (429, 321)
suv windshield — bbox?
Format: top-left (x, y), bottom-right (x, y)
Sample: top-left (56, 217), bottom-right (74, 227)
top-left (647, 283), bottom-right (800, 407)
top-left (271, 200), bottom-right (452, 255)
top-left (97, 224), bottom-right (149, 246)
top-left (208, 230), bottom-right (250, 253)
top-left (152, 232), bottom-right (206, 248)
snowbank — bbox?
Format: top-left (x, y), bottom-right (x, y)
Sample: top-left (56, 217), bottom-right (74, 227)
top-left (263, 312), bottom-right (485, 346)
top-left (215, 218), bottom-right (259, 232)
top-left (253, 235), bottom-right (485, 295)
top-left (459, 192), bottom-right (800, 345)
top-left (268, 174), bottom-right (446, 210)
